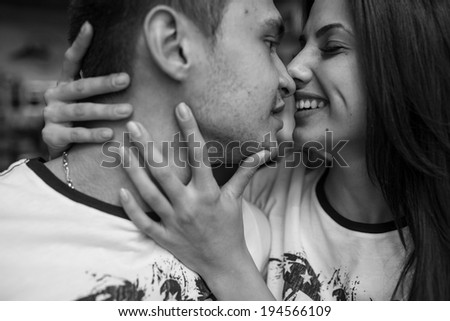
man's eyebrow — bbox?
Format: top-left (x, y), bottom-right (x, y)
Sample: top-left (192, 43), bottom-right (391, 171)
top-left (263, 17), bottom-right (285, 38)
top-left (315, 23), bottom-right (353, 38)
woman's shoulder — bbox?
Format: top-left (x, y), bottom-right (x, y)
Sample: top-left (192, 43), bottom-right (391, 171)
top-left (244, 153), bottom-right (325, 214)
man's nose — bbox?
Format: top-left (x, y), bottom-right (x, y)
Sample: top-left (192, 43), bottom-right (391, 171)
top-left (278, 60), bottom-right (295, 98)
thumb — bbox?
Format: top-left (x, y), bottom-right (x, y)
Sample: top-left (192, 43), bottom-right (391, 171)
top-left (223, 150), bottom-right (272, 199)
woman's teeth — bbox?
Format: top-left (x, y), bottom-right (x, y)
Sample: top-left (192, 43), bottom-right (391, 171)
top-left (296, 99), bottom-right (326, 111)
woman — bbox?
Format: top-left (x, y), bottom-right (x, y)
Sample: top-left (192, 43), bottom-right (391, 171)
top-left (43, 0), bottom-right (450, 300)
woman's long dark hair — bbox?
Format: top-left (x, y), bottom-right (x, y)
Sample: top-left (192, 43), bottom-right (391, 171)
top-left (349, 0), bottom-right (450, 300)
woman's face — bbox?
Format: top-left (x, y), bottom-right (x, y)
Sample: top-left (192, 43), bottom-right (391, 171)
top-left (288, 0), bottom-right (366, 161)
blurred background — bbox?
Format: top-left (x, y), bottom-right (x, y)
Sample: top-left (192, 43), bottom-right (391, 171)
top-left (0, 0), bottom-right (69, 170)
top-left (0, 0), bottom-right (303, 172)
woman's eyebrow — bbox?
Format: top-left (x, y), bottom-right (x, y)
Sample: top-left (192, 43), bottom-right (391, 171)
top-left (299, 22), bottom-right (354, 43)
top-left (315, 23), bottom-right (354, 38)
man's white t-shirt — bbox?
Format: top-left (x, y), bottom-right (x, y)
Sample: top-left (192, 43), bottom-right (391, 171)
top-left (245, 161), bottom-right (410, 301)
top-left (0, 159), bottom-right (269, 301)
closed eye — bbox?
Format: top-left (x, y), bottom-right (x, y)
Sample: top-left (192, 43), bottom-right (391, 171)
top-left (265, 39), bottom-right (280, 52)
top-left (321, 42), bottom-right (347, 55)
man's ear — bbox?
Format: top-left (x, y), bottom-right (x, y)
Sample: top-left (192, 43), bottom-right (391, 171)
top-left (143, 6), bottom-right (192, 81)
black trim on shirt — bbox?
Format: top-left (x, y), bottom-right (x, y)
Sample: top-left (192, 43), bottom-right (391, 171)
top-left (316, 169), bottom-right (407, 234)
top-left (27, 158), bottom-right (160, 222)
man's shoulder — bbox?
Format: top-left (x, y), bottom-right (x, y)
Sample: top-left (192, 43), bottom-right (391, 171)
top-left (0, 158), bottom-right (60, 201)
top-left (0, 159), bottom-right (30, 179)
top-left (0, 159), bottom-right (37, 198)
top-left (0, 163), bottom-right (217, 301)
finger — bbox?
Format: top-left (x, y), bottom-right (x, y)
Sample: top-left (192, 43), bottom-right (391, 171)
top-left (125, 122), bottom-right (185, 203)
top-left (223, 150), bottom-right (271, 199)
top-left (174, 103), bottom-right (215, 186)
top-left (60, 22), bottom-right (93, 83)
top-left (44, 103), bottom-right (132, 123)
top-left (46, 74), bottom-right (130, 103)
top-left (120, 146), bottom-right (174, 216)
top-left (120, 188), bottom-right (167, 241)
top-left (42, 124), bottom-right (114, 149)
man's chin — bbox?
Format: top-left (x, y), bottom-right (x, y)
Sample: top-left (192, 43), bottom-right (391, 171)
top-left (271, 114), bottom-right (285, 133)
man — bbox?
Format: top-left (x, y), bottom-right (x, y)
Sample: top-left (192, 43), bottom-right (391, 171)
top-left (0, 0), bottom-right (294, 300)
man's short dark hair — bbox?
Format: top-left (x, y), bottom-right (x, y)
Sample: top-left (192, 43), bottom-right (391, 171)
top-left (68, 0), bottom-right (230, 79)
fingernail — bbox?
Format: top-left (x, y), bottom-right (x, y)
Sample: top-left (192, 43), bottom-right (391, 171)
top-left (113, 73), bottom-right (130, 87)
top-left (119, 146), bottom-right (126, 160)
top-left (101, 129), bottom-right (113, 139)
top-left (120, 188), bottom-right (129, 202)
top-left (260, 150), bottom-right (271, 164)
top-left (116, 104), bottom-right (132, 116)
top-left (127, 121), bottom-right (141, 138)
top-left (176, 103), bottom-right (191, 121)
top-left (80, 21), bottom-right (89, 35)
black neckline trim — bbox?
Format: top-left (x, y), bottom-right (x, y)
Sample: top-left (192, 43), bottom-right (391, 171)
top-left (315, 169), bottom-right (407, 234)
top-left (26, 158), bottom-right (160, 222)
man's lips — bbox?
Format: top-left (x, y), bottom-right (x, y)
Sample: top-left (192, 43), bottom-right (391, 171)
top-left (272, 102), bottom-right (286, 114)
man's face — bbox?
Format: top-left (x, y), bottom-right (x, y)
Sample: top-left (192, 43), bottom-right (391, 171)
top-left (188, 0), bottom-right (295, 160)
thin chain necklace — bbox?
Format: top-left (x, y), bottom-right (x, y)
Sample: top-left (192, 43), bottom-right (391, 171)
top-left (62, 152), bottom-right (75, 190)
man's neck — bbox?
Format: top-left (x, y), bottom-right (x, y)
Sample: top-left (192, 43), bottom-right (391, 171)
top-left (45, 124), bottom-right (191, 211)
top-left (45, 118), bottom-right (243, 210)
